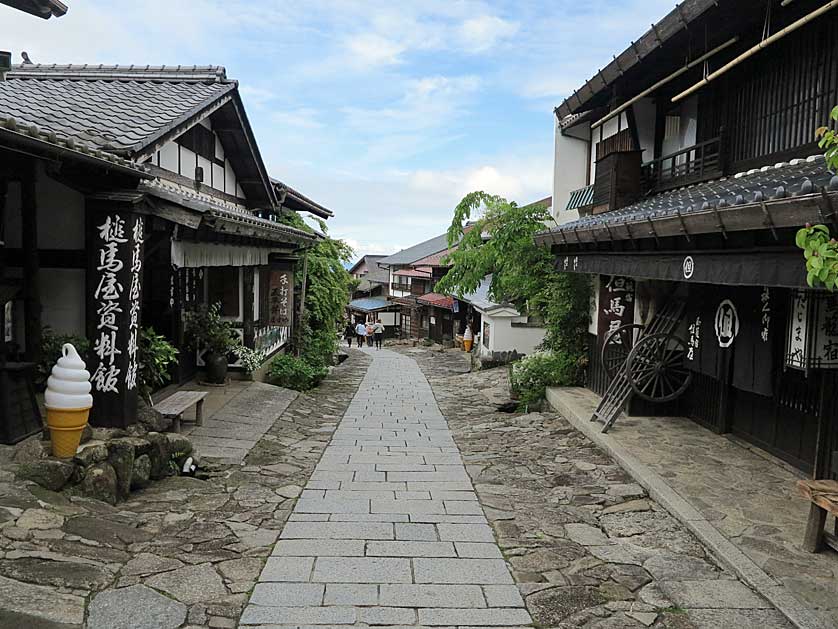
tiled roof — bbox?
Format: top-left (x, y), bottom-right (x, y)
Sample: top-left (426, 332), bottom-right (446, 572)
top-left (272, 178), bottom-right (334, 219)
top-left (394, 267), bottom-right (432, 278)
top-left (140, 178), bottom-right (316, 245)
top-left (417, 293), bottom-right (455, 310)
top-left (2, 0), bottom-right (68, 19)
top-left (348, 297), bottom-right (393, 313)
top-left (0, 64), bottom-right (234, 155)
top-left (540, 156), bottom-right (838, 237)
top-left (379, 232), bottom-right (449, 266)
top-left (412, 249), bottom-right (454, 268)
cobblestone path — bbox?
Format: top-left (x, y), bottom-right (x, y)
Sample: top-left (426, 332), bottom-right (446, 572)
top-left (241, 348), bottom-right (533, 627)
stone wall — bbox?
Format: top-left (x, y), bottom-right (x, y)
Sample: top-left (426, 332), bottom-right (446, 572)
top-left (13, 407), bottom-right (196, 506)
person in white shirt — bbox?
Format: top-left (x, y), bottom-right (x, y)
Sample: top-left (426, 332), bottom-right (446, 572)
top-left (372, 319), bottom-right (385, 349)
top-left (354, 321), bottom-right (367, 348)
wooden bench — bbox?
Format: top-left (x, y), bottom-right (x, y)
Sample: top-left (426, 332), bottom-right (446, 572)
top-left (797, 479), bottom-right (838, 552)
top-left (154, 391), bottom-right (208, 433)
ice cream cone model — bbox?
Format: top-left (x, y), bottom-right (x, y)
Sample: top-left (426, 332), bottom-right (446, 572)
top-left (45, 343), bottom-right (93, 458)
top-left (463, 326), bottom-right (474, 353)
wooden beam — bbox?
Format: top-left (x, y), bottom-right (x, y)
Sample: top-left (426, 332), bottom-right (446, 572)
top-left (21, 161), bottom-right (41, 363)
top-left (243, 267), bottom-right (255, 350)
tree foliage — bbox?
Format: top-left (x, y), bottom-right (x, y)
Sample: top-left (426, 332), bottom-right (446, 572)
top-left (795, 105), bottom-right (838, 291)
top-left (816, 105), bottom-right (838, 171)
top-left (435, 191), bottom-right (591, 375)
top-left (272, 211), bottom-right (353, 383)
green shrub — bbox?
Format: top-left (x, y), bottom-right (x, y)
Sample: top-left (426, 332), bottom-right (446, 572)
top-left (138, 327), bottom-right (179, 404)
top-left (37, 327), bottom-right (90, 389)
top-left (510, 351), bottom-right (581, 411)
top-left (301, 325), bottom-right (337, 372)
top-left (268, 352), bottom-right (327, 391)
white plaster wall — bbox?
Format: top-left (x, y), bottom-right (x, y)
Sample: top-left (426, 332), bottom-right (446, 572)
top-left (552, 119), bottom-right (590, 225)
top-left (588, 274), bottom-right (600, 335)
top-left (156, 120), bottom-right (244, 198)
top-left (633, 98), bottom-right (657, 163)
top-left (480, 314), bottom-right (545, 357)
top-left (159, 141), bottom-right (179, 172)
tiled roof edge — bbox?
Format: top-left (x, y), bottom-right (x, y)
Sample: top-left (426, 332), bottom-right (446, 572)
top-left (7, 64), bottom-right (229, 83)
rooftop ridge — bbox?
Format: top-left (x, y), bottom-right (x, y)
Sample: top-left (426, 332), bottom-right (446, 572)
top-left (7, 64), bottom-right (228, 83)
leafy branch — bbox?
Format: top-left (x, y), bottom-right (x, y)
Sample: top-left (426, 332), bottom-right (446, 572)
top-left (796, 223), bottom-right (838, 291)
top-left (816, 105), bottom-right (838, 171)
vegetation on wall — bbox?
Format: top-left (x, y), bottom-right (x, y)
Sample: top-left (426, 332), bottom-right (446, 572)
top-left (435, 192), bottom-right (591, 404)
top-left (270, 212), bottom-right (353, 390)
top-left (796, 106), bottom-right (838, 291)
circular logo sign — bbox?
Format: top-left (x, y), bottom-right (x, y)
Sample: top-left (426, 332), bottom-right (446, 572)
top-left (683, 256), bottom-right (695, 279)
top-left (714, 299), bottom-right (739, 348)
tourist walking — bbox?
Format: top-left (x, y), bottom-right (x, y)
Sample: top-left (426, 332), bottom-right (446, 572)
top-left (372, 319), bottom-right (385, 350)
top-left (343, 321), bottom-right (355, 348)
top-left (366, 321), bottom-right (375, 347)
top-left (355, 321), bottom-right (367, 347)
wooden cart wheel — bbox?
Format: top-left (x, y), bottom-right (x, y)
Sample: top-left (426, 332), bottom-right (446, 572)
top-left (625, 332), bottom-right (693, 403)
top-left (601, 323), bottom-right (645, 378)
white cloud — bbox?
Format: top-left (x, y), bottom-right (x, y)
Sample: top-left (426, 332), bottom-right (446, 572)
top-left (460, 15), bottom-right (519, 52)
top-left (343, 33), bottom-right (406, 69)
top-left (272, 108), bottom-right (323, 130)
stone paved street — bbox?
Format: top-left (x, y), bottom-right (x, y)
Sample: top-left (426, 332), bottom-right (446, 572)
top-left (400, 346), bottom-right (795, 629)
top-left (241, 347), bottom-right (532, 627)
top-left (0, 353), bottom-right (370, 629)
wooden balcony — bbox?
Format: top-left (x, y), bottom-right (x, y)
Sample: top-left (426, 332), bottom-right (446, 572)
top-left (642, 135), bottom-right (726, 195)
top-left (392, 282), bottom-right (411, 292)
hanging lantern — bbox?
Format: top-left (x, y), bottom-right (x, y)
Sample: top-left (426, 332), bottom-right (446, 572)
top-left (785, 290), bottom-right (838, 373)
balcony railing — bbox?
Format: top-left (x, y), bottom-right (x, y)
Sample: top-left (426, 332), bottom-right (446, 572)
top-left (642, 135), bottom-right (725, 194)
top-left (392, 282), bottom-right (411, 292)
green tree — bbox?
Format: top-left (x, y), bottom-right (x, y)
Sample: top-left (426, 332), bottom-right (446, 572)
top-left (435, 191), bottom-right (590, 372)
top-left (796, 105), bottom-right (838, 291)
top-left (271, 212), bottom-right (354, 387)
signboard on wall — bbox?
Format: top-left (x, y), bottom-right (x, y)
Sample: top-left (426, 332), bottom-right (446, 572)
top-left (597, 275), bottom-right (635, 342)
top-left (785, 290), bottom-right (838, 370)
top-left (268, 269), bottom-right (293, 327)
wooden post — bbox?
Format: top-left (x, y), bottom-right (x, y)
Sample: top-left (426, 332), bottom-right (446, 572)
top-left (0, 178), bottom-right (6, 358)
top-left (803, 503), bottom-right (827, 552)
top-left (85, 200), bottom-right (145, 427)
top-left (295, 253), bottom-right (309, 357)
top-left (243, 266), bottom-right (255, 349)
top-left (21, 162), bottom-right (42, 363)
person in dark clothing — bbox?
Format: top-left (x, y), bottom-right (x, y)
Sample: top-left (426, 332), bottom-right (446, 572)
top-left (343, 322), bottom-right (355, 347)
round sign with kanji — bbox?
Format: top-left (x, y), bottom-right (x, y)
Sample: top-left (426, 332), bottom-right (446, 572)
top-left (714, 299), bottom-right (739, 348)
top-left (683, 256), bottom-right (695, 279)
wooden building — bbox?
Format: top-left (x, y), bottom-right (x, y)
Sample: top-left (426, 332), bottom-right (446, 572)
top-left (536, 0), bottom-right (838, 475)
top-left (0, 64), bottom-right (330, 430)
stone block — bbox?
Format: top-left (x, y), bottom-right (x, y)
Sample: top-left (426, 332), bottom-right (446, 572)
top-left (259, 556), bottom-right (314, 582)
top-left (15, 459), bottom-right (74, 491)
top-left (76, 462), bottom-right (118, 505)
top-left (130, 454), bottom-right (152, 490)
top-left (418, 606), bottom-right (532, 626)
top-left (311, 557), bottom-right (412, 583)
top-left (248, 582), bottom-right (324, 606)
top-left (272, 539), bottom-right (365, 557)
top-left (324, 583), bottom-right (379, 606)
top-left (87, 584), bottom-right (186, 629)
top-left (413, 558), bottom-right (514, 584)
top-left (379, 584), bottom-right (486, 608)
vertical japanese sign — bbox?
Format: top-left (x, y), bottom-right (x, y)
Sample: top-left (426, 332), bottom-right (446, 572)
top-left (87, 208), bottom-right (143, 427)
top-left (815, 294), bottom-right (838, 368)
top-left (597, 275), bottom-right (635, 342)
top-left (268, 269), bottom-right (293, 327)
top-left (786, 290), bottom-right (809, 369)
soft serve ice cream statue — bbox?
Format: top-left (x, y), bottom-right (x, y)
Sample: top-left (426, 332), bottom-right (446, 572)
top-left (44, 343), bottom-right (93, 457)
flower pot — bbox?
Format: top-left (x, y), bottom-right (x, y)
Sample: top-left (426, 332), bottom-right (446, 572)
top-left (46, 407), bottom-right (89, 458)
top-left (204, 352), bottom-right (228, 384)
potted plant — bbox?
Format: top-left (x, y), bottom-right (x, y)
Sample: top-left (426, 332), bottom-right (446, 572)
top-left (183, 303), bottom-right (237, 384)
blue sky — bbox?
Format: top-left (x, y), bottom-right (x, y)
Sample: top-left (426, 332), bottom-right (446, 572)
top-left (2, 0), bottom-right (675, 257)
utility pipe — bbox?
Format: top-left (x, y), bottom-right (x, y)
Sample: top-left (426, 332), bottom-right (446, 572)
top-left (591, 37), bottom-right (739, 130)
top-left (672, 0), bottom-right (838, 103)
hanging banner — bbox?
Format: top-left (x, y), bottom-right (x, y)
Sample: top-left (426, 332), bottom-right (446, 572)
top-left (597, 275), bottom-right (635, 342)
top-left (268, 269), bottom-right (294, 327)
